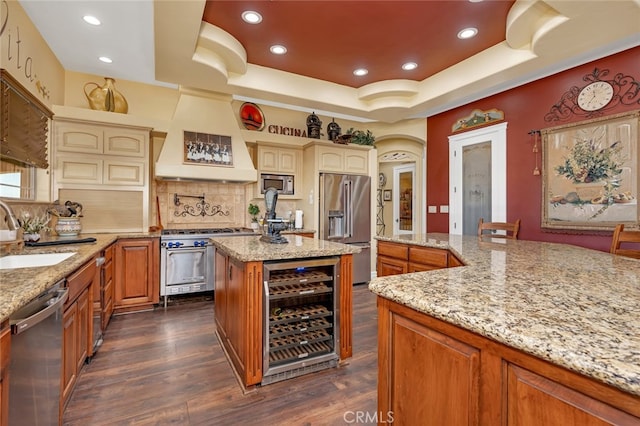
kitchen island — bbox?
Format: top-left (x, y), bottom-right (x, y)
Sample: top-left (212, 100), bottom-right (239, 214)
top-left (369, 233), bottom-right (639, 424)
top-left (209, 234), bottom-right (360, 389)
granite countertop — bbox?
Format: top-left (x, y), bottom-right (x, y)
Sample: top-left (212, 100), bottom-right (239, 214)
top-left (281, 228), bottom-right (315, 234)
top-left (0, 232), bottom-right (159, 325)
top-left (369, 233), bottom-right (640, 396)
top-left (210, 234), bottom-right (360, 262)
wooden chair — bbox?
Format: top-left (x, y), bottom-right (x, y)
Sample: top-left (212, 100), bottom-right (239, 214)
top-left (478, 218), bottom-right (521, 240)
top-left (610, 224), bottom-right (640, 259)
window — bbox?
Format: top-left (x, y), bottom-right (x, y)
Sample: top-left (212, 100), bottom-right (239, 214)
top-left (0, 159), bottom-right (35, 199)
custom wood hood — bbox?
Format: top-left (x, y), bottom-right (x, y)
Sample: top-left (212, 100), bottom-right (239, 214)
top-left (154, 88), bottom-right (257, 182)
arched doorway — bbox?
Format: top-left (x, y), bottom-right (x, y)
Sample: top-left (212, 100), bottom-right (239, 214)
top-left (376, 137), bottom-right (425, 237)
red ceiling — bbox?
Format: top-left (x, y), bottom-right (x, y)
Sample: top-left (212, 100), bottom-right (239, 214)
top-left (202, 1), bottom-right (515, 88)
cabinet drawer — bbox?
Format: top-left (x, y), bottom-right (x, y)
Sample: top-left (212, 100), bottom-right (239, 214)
top-left (56, 156), bottom-right (102, 184)
top-left (378, 241), bottom-right (409, 260)
top-left (104, 129), bottom-right (146, 158)
top-left (66, 257), bottom-right (97, 305)
top-left (344, 151), bottom-right (368, 174)
top-left (104, 244), bottom-right (114, 262)
top-left (104, 160), bottom-right (145, 185)
top-left (56, 123), bottom-right (103, 154)
top-left (318, 148), bottom-right (344, 172)
top-left (104, 258), bottom-right (113, 284)
top-left (409, 246), bottom-right (448, 267)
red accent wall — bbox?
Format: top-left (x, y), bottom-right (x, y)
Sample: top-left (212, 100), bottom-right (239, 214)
top-left (426, 46), bottom-right (639, 252)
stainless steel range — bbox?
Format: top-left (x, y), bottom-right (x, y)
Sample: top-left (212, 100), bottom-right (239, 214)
top-left (160, 227), bottom-right (254, 307)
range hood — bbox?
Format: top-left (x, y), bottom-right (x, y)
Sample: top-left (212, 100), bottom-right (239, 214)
top-left (155, 88), bottom-right (257, 182)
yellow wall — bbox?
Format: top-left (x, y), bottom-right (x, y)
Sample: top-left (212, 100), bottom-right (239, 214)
top-left (63, 71), bottom-right (179, 128)
top-left (0, 0), bottom-right (65, 106)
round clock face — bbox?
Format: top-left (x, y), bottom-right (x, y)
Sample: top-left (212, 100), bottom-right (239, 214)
top-left (577, 81), bottom-right (613, 111)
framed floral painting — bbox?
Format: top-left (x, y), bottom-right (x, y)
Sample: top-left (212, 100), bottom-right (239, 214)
top-left (542, 110), bottom-right (639, 231)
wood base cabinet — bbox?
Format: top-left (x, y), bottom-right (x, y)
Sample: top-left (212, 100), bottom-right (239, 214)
top-left (114, 238), bottom-right (159, 314)
top-left (377, 240), bottom-right (463, 277)
top-left (377, 297), bottom-right (640, 425)
top-left (102, 244), bottom-right (115, 329)
top-left (214, 251), bottom-right (354, 389)
top-left (61, 256), bottom-right (96, 415)
top-left (0, 325), bottom-right (9, 426)
top-left (214, 251), bottom-right (261, 387)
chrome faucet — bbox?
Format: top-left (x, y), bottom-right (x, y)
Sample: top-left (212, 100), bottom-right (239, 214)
top-left (0, 199), bottom-right (20, 230)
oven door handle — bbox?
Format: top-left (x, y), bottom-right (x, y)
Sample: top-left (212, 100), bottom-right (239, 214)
top-left (166, 248), bottom-right (206, 255)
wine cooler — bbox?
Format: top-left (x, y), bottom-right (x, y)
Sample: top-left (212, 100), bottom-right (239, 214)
top-left (262, 256), bottom-right (341, 385)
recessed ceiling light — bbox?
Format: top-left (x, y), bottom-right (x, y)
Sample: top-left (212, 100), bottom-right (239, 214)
top-left (458, 27), bottom-right (478, 39)
top-left (83, 15), bottom-right (101, 26)
top-left (353, 68), bottom-right (368, 76)
top-left (242, 11), bottom-right (262, 24)
top-left (270, 45), bottom-right (287, 55)
top-left (402, 62), bottom-right (418, 71)
top-left (98, 56), bottom-right (113, 64)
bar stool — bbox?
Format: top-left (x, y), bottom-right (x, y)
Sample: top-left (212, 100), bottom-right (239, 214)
top-left (477, 218), bottom-right (521, 240)
top-left (610, 224), bottom-right (640, 259)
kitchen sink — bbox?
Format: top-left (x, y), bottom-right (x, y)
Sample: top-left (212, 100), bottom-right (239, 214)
top-left (0, 252), bottom-right (76, 270)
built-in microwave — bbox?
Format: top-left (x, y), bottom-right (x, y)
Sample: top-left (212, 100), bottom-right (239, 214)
top-left (261, 173), bottom-right (294, 195)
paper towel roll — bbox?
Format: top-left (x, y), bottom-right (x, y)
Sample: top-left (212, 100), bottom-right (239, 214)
top-left (295, 210), bottom-right (303, 229)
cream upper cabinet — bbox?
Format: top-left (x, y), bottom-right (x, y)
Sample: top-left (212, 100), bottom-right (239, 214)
top-left (53, 119), bottom-right (149, 186)
top-left (316, 144), bottom-right (369, 174)
top-left (52, 118), bottom-right (151, 233)
top-left (257, 144), bottom-right (300, 174)
top-left (103, 129), bottom-right (147, 158)
top-left (56, 121), bottom-right (147, 158)
top-left (255, 142), bottom-right (302, 199)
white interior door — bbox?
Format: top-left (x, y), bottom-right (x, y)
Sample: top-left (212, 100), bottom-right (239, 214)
top-left (449, 123), bottom-right (507, 235)
top-left (393, 164), bottom-right (415, 235)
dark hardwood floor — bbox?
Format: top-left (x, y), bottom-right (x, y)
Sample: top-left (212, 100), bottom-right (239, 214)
top-left (63, 284), bottom-right (378, 425)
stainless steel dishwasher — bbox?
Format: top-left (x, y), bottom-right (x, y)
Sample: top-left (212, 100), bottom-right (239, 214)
top-left (9, 281), bottom-right (68, 426)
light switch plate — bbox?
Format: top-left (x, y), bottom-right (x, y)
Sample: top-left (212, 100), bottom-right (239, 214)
top-left (440, 205), bottom-right (449, 213)
top-left (428, 205), bottom-right (437, 213)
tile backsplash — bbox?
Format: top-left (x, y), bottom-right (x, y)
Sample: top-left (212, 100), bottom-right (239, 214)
top-left (155, 180), bottom-right (299, 230)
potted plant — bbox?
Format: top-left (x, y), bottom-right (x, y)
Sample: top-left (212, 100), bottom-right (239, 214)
top-left (18, 211), bottom-right (50, 242)
top-left (248, 203), bottom-right (261, 230)
top-left (47, 200), bottom-right (84, 237)
top-left (345, 128), bottom-right (375, 146)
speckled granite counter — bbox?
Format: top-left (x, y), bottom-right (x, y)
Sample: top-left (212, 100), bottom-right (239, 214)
top-left (209, 234), bottom-right (359, 262)
top-left (281, 228), bottom-right (315, 235)
top-left (0, 232), bottom-right (159, 324)
top-left (369, 233), bottom-right (640, 396)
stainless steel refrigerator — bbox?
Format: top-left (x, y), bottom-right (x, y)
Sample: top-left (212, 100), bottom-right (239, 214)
top-left (319, 173), bottom-right (371, 283)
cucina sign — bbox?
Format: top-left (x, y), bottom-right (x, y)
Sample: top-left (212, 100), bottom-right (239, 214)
top-left (267, 124), bottom-right (308, 138)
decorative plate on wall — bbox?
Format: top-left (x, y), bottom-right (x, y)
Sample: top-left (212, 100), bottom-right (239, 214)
top-left (239, 102), bottom-right (265, 131)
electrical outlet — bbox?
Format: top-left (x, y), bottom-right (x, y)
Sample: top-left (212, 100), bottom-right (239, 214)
top-left (440, 205), bottom-right (449, 213)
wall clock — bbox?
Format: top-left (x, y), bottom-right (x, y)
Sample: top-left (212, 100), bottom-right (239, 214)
top-left (577, 81), bottom-right (614, 111)
top-left (544, 68), bottom-right (640, 123)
